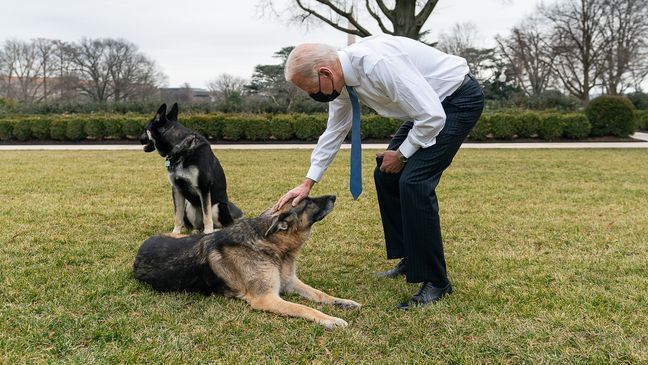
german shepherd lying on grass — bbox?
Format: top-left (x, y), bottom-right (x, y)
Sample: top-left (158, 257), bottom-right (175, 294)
top-left (133, 195), bottom-right (361, 329)
top-left (139, 103), bottom-right (242, 234)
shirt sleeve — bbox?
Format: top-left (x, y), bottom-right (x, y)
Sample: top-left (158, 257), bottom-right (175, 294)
top-left (306, 95), bottom-right (353, 182)
top-left (370, 57), bottom-right (446, 158)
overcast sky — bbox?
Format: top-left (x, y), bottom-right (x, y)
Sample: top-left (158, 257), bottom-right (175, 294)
top-left (1, 0), bottom-right (539, 88)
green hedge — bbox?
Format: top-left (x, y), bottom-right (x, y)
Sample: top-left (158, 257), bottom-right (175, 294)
top-left (636, 110), bottom-right (648, 130)
top-left (516, 112), bottom-right (541, 138)
top-left (0, 119), bottom-right (14, 140)
top-left (469, 114), bottom-right (490, 140)
top-left (562, 113), bottom-right (591, 139)
top-left (490, 113), bottom-right (517, 139)
top-left (267, 115), bottom-right (295, 140)
top-left (585, 95), bottom-right (636, 137)
top-left (467, 112), bottom-right (585, 141)
top-left (0, 110), bottom-right (638, 142)
top-left (538, 113), bottom-right (564, 141)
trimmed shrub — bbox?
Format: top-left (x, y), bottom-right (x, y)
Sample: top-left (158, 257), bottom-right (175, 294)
top-left (562, 113), bottom-right (591, 139)
top-left (182, 114), bottom-right (210, 138)
top-left (50, 119), bottom-right (68, 140)
top-left (29, 118), bottom-right (51, 140)
top-left (122, 118), bottom-right (145, 139)
top-left (293, 114), bottom-right (327, 140)
top-left (626, 91), bottom-right (648, 110)
top-left (490, 113), bottom-right (517, 139)
top-left (84, 116), bottom-right (106, 139)
top-left (469, 114), bottom-right (490, 140)
top-left (13, 120), bottom-right (33, 141)
top-left (66, 118), bottom-right (87, 141)
top-left (362, 115), bottom-right (396, 139)
top-left (221, 115), bottom-right (246, 141)
top-left (516, 112), bottom-right (541, 138)
top-left (243, 115), bottom-right (272, 141)
top-left (185, 114), bottom-right (221, 140)
top-left (585, 95), bottom-right (636, 137)
top-left (0, 119), bottom-right (14, 140)
top-left (538, 113), bottom-right (564, 141)
top-left (635, 110), bottom-right (648, 130)
top-left (103, 117), bottom-right (124, 139)
top-left (205, 114), bottom-right (225, 140)
top-left (268, 114), bottom-right (294, 140)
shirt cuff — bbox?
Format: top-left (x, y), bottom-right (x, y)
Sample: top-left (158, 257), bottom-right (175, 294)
top-left (306, 165), bottom-right (324, 183)
top-left (398, 138), bottom-right (420, 158)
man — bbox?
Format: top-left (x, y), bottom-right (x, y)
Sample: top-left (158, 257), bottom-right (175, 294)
top-left (274, 34), bottom-right (484, 309)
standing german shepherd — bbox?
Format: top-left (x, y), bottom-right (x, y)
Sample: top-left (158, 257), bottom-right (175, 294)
top-left (133, 195), bottom-right (361, 329)
top-left (139, 103), bottom-right (242, 234)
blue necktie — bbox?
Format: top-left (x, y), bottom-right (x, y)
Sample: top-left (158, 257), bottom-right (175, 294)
top-left (346, 86), bottom-right (362, 200)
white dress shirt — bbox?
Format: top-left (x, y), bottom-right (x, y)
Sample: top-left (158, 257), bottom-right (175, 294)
top-left (306, 34), bottom-right (470, 182)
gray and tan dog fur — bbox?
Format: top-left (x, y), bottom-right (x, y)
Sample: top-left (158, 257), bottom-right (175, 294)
top-left (133, 195), bottom-right (361, 329)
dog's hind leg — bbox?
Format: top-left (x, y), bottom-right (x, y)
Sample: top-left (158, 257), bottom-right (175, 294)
top-left (172, 187), bottom-right (186, 234)
top-left (247, 293), bottom-right (349, 330)
top-left (286, 277), bottom-right (362, 310)
top-left (199, 191), bottom-right (214, 234)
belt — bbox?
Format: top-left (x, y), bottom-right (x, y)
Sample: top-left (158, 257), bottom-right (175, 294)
top-left (459, 73), bottom-right (473, 89)
top-left (450, 74), bottom-right (473, 96)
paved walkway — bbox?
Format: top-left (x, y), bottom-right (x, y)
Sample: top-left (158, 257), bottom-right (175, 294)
top-left (1, 132), bottom-right (647, 151)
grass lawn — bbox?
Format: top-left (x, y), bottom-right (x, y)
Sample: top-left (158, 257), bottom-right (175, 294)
top-left (1, 148), bottom-right (647, 364)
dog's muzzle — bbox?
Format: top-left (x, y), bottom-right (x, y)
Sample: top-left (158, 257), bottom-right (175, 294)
top-left (140, 131), bottom-right (155, 152)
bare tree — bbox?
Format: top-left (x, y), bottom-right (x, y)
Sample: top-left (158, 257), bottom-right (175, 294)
top-left (259, 0), bottom-right (440, 41)
top-left (437, 22), bottom-right (479, 56)
top-left (67, 38), bottom-right (165, 103)
top-left (105, 39), bottom-right (164, 101)
top-left (67, 38), bottom-right (113, 102)
top-left (33, 39), bottom-right (59, 103)
top-left (207, 73), bottom-right (247, 102)
top-left (51, 40), bottom-right (80, 102)
top-left (436, 22), bottom-right (495, 80)
top-left (0, 41), bottom-right (18, 99)
top-left (599, 0), bottom-right (648, 94)
top-left (496, 18), bottom-right (554, 97)
top-left (0, 37), bottom-right (165, 104)
top-left (540, 0), bottom-right (609, 104)
top-left (2, 40), bottom-right (43, 103)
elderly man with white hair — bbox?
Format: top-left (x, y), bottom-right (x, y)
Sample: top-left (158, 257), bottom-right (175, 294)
top-left (274, 34), bottom-right (484, 309)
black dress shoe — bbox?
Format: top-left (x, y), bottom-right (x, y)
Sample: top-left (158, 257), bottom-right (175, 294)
top-left (397, 281), bottom-right (453, 310)
top-left (375, 259), bottom-right (406, 278)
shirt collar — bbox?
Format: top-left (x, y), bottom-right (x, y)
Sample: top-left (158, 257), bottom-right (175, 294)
top-left (338, 50), bottom-right (360, 87)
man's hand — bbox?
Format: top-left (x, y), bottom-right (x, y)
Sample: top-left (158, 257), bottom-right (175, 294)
top-left (273, 179), bottom-right (316, 211)
top-left (377, 150), bottom-right (405, 174)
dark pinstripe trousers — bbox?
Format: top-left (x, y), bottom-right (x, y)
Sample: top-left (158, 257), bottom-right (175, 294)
top-left (374, 76), bottom-right (484, 285)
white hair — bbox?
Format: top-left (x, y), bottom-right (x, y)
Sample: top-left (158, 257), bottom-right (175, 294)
top-left (284, 43), bottom-right (339, 83)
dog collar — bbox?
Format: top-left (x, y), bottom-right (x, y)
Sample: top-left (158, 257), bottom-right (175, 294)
top-left (165, 159), bottom-right (172, 171)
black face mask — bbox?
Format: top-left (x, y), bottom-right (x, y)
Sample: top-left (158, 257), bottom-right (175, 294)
top-left (309, 74), bottom-right (340, 103)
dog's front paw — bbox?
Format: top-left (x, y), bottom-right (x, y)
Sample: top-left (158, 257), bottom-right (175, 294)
top-left (320, 316), bottom-right (348, 330)
top-left (203, 227), bottom-right (214, 234)
top-left (333, 298), bottom-right (362, 310)
top-left (172, 227), bottom-right (182, 235)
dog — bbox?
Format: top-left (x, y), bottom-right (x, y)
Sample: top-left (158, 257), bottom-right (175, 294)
top-left (132, 195), bottom-right (361, 329)
top-left (140, 103), bottom-right (242, 234)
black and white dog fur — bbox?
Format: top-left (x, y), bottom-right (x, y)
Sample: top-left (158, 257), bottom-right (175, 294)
top-left (140, 103), bottom-right (243, 234)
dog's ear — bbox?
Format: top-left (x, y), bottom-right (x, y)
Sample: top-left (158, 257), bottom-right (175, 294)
top-left (155, 104), bottom-right (167, 122)
top-left (264, 212), bottom-right (295, 237)
top-left (167, 103), bottom-right (179, 121)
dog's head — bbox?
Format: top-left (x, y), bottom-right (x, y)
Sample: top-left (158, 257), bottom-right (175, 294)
top-left (139, 103), bottom-right (180, 156)
top-left (263, 195), bottom-right (336, 237)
